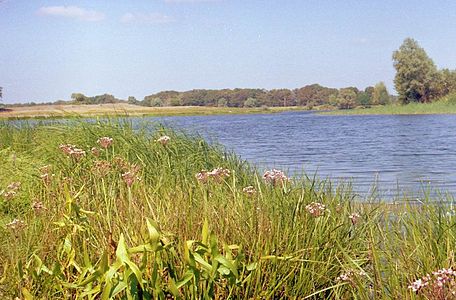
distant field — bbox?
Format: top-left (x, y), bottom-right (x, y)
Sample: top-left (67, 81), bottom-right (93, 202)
top-left (0, 103), bottom-right (304, 119)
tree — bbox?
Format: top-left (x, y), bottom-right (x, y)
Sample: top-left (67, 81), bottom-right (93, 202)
top-left (71, 93), bottom-right (87, 104)
top-left (393, 38), bottom-right (439, 104)
top-left (356, 92), bottom-right (371, 106)
top-left (128, 96), bottom-right (138, 104)
top-left (371, 82), bottom-right (390, 105)
top-left (243, 97), bottom-right (259, 107)
top-left (336, 88), bottom-right (357, 109)
top-left (0, 86), bottom-right (2, 100)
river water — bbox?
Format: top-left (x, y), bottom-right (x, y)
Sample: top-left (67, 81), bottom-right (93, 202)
top-left (146, 111), bottom-right (456, 199)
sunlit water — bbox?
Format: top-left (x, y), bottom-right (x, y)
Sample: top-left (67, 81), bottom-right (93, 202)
top-left (139, 111), bottom-right (456, 199)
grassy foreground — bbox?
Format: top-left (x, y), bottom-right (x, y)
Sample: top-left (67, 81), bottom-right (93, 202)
top-left (0, 120), bottom-right (455, 299)
top-left (0, 103), bottom-right (303, 119)
top-left (324, 93), bottom-right (456, 115)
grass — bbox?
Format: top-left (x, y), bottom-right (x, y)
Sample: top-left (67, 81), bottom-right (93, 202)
top-left (323, 93), bottom-right (456, 115)
top-left (0, 103), bottom-right (305, 119)
top-left (1, 119), bottom-right (456, 299)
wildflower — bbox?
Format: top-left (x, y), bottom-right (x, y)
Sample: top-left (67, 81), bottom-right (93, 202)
top-left (92, 160), bottom-right (111, 177)
top-left (59, 144), bottom-right (86, 160)
top-left (91, 147), bottom-right (101, 157)
top-left (6, 219), bottom-right (26, 230)
top-left (39, 165), bottom-right (55, 185)
top-left (1, 181), bottom-right (21, 200)
top-left (263, 169), bottom-right (289, 186)
top-left (195, 167), bottom-right (230, 183)
top-left (408, 268), bottom-right (456, 296)
top-left (32, 201), bottom-right (46, 213)
top-left (349, 213), bottom-right (361, 225)
top-left (156, 135), bottom-right (170, 145)
top-left (114, 156), bottom-right (130, 171)
top-left (305, 202), bottom-right (327, 217)
top-left (121, 164), bottom-right (141, 187)
top-left (336, 269), bottom-right (368, 285)
top-left (243, 186), bottom-right (257, 197)
top-left (97, 137), bottom-right (113, 149)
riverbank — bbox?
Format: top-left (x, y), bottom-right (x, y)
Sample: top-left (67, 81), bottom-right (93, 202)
top-left (323, 93), bottom-right (456, 115)
top-left (0, 103), bottom-right (305, 119)
top-left (0, 120), bottom-right (453, 298)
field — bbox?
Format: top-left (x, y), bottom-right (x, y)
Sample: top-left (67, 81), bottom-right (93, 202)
top-left (0, 103), bottom-right (303, 119)
top-left (1, 120), bottom-right (456, 299)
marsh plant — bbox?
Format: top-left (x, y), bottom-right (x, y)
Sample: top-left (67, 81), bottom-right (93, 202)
top-left (0, 120), bottom-right (455, 299)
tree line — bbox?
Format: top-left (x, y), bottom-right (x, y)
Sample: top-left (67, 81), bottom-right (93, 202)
top-left (135, 82), bottom-right (392, 109)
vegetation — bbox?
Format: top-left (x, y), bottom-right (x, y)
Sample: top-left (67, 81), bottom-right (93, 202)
top-left (323, 93), bottom-right (456, 115)
top-left (393, 38), bottom-right (456, 104)
top-left (1, 120), bottom-right (456, 299)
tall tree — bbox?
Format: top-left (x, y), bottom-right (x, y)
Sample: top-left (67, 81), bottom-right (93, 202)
top-left (0, 86), bottom-right (2, 101)
top-left (392, 38), bottom-right (439, 104)
top-left (372, 82), bottom-right (390, 105)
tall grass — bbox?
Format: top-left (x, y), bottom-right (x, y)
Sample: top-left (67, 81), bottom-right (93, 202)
top-left (0, 120), bottom-right (455, 299)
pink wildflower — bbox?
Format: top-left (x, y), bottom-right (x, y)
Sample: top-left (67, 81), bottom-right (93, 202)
top-left (156, 135), bottom-right (170, 145)
top-left (93, 160), bottom-right (111, 177)
top-left (243, 186), bottom-right (257, 197)
top-left (121, 164), bottom-right (141, 187)
top-left (409, 268), bottom-right (456, 297)
top-left (32, 201), bottom-right (46, 213)
top-left (6, 219), bottom-right (26, 230)
top-left (305, 202), bottom-right (327, 217)
top-left (263, 169), bottom-right (289, 186)
top-left (1, 182), bottom-right (21, 200)
top-left (196, 167), bottom-right (230, 183)
top-left (59, 144), bottom-right (86, 160)
top-left (349, 213), bottom-right (361, 225)
top-left (91, 147), bottom-right (101, 157)
top-left (97, 137), bottom-right (113, 149)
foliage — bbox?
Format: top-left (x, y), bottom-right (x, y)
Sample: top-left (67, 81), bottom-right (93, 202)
top-left (336, 88), bottom-right (357, 109)
top-left (393, 38), bottom-right (440, 104)
top-left (371, 82), bottom-right (390, 105)
top-left (243, 97), bottom-right (259, 108)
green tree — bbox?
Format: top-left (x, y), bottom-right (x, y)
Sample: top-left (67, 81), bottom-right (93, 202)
top-left (243, 97), bottom-right (259, 107)
top-left (217, 98), bottom-right (228, 107)
top-left (371, 82), bottom-right (390, 105)
top-left (128, 96), bottom-right (138, 104)
top-left (356, 92), bottom-right (371, 107)
top-left (336, 88), bottom-right (357, 109)
top-left (393, 38), bottom-right (439, 104)
top-left (71, 93), bottom-right (87, 104)
top-left (0, 86), bottom-right (2, 100)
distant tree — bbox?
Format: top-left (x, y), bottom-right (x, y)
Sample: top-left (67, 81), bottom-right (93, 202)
top-left (0, 86), bottom-right (2, 100)
top-left (372, 82), bottom-right (390, 105)
top-left (336, 88), bottom-right (357, 109)
top-left (149, 98), bottom-right (163, 107)
top-left (128, 96), bottom-right (138, 104)
top-left (243, 97), bottom-right (259, 107)
top-left (393, 38), bottom-right (439, 104)
top-left (71, 93), bottom-right (87, 104)
top-left (356, 92), bottom-right (371, 106)
top-left (217, 98), bottom-right (228, 107)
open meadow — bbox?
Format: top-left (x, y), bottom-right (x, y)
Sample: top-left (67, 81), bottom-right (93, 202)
top-left (1, 120), bottom-right (455, 299)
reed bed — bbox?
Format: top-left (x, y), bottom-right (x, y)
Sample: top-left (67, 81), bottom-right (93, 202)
top-left (0, 120), bottom-right (455, 299)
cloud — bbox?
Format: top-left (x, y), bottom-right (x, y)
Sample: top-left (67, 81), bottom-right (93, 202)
top-left (120, 12), bottom-right (175, 24)
top-left (165, 0), bottom-right (220, 3)
top-left (37, 6), bottom-right (105, 22)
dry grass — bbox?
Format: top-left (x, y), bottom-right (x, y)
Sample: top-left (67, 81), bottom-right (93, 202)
top-left (0, 103), bottom-right (303, 119)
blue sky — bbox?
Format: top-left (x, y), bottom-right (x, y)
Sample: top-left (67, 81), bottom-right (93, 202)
top-left (1, 0), bottom-right (456, 103)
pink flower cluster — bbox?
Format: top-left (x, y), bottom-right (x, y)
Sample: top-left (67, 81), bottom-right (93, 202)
top-left (336, 269), bottom-right (368, 285)
top-left (263, 169), bottom-right (289, 186)
top-left (409, 268), bottom-right (456, 297)
top-left (121, 164), bottom-right (141, 187)
top-left (59, 144), bottom-right (86, 159)
top-left (6, 218), bottom-right (26, 230)
top-left (349, 213), bottom-right (361, 225)
top-left (305, 202), bottom-right (327, 217)
top-left (32, 201), bottom-right (46, 213)
top-left (1, 182), bottom-right (21, 200)
top-left (39, 165), bottom-right (55, 186)
top-left (243, 186), bottom-right (257, 197)
top-left (196, 168), bottom-right (231, 183)
top-left (156, 135), bottom-right (170, 145)
top-left (93, 160), bottom-right (112, 177)
top-left (97, 137), bottom-right (113, 149)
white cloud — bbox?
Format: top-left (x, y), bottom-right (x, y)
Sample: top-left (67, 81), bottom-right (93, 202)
top-left (37, 6), bottom-right (105, 22)
top-left (120, 12), bottom-right (175, 24)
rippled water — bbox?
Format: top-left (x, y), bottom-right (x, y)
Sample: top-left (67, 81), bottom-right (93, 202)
top-left (145, 111), bottom-right (456, 199)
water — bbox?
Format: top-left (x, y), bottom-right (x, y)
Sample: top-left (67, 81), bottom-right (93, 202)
top-left (141, 111), bottom-right (456, 199)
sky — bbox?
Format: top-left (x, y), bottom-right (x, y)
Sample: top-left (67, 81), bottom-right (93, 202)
top-left (1, 0), bottom-right (456, 103)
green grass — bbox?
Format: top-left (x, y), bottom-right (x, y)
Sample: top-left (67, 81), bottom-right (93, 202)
top-left (323, 93), bottom-right (456, 115)
top-left (1, 120), bottom-right (455, 299)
